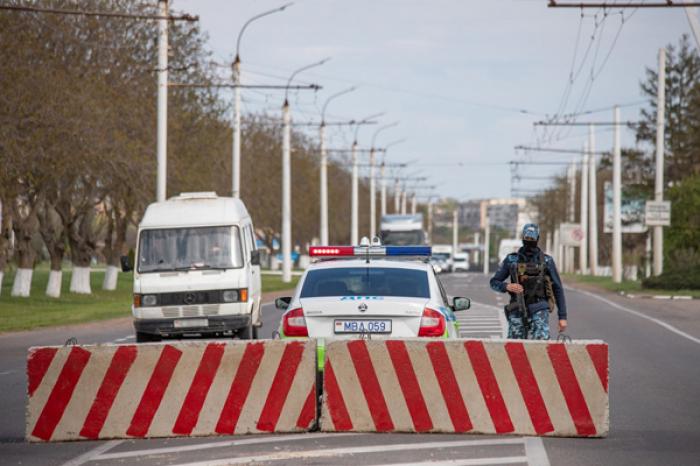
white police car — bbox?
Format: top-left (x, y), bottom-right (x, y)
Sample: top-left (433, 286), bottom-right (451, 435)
top-left (275, 240), bottom-right (472, 368)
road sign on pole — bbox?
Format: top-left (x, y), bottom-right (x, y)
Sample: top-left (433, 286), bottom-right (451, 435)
top-left (559, 223), bottom-right (584, 247)
top-left (645, 201), bottom-right (671, 227)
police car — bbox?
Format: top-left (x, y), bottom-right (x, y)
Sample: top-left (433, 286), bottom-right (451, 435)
top-left (275, 239), bottom-right (472, 367)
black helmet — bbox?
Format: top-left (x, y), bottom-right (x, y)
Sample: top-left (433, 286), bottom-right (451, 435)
top-left (521, 223), bottom-right (540, 242)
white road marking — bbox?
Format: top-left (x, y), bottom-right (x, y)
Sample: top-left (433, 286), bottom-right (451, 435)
top-left (61, 440), bottom-right (123, 466)
top-left (94, 433), bottom-right (358, 461)
top-left (365, 457), bottom-right (528, 466)
top-left (571, 287), bottom-right (700, 346)
top-left (167, 438), bottom-right (528, 466)
top-left (524, 437), bottom-right (550, 466)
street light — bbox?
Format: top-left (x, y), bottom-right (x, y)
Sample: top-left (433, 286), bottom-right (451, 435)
top-left (232, 2), bottom-right (293, 198)
top-left (369, 121), bottom-right (399, 237)
top-left (319, 86), bottom-right (356, 244)
top-left (379, 138), bottom-right (406, 216)
top-left (281, 58), bottom-right (330, 283)
top-left (350, 112), bottom-right (384, 245)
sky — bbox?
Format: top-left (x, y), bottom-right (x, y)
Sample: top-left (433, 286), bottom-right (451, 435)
top-left (175, 0), bottom-right (690, 201)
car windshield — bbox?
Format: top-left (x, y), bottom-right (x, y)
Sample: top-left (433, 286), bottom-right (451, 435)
top-left (300, 267), bottom-right (430, 298)
top-left (380, 230), bottom-right (425, 246)
top-left (138, 226), bottom-right (243, 273)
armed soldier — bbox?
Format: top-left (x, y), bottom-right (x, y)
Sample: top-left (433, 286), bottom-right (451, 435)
top-left (489, 224), bottom-right (567, 339)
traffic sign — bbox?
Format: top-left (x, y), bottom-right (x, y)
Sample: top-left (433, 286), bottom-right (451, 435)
top-left (645, 201), bottom-right (671, 227)
top-left (559, 223), bottom-right (584, 246)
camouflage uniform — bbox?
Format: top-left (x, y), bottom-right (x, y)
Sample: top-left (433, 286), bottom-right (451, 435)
top-left (490, 245), bottom-right (566, 341)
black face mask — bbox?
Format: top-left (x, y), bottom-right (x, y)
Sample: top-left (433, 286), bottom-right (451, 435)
top-left (523, 240), bottom-right (538, 252)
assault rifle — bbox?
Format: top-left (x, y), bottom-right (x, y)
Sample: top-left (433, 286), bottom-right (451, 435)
top-left (507, 263), bottom-right (530, 334)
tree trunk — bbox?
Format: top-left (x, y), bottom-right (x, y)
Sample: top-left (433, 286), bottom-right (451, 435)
top-left (70, 266), bottom-right (91, 294)
top-left (67, 212), bottom-right (95, 295)
top-left (11, 208), bottom-right (38, 298)
top-left (37, 200), bottom-right (66, 298)
top-left (0, 199), bottom-right (12, 298)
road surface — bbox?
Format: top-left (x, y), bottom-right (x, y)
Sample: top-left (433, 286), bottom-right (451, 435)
top-left (1, 272), bottom-right (698, 465)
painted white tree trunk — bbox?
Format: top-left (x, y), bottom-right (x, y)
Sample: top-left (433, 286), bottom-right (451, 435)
top-left (46, 270), bottom-right (63, 298)
top-left (11, 268), bottom-right (33, 297)
top-left (70, 266), bottom-right (92, 294)
top-left (0, 271), bottom-right (4, 297)
top-left (102, 265), bottom-right (119, 291)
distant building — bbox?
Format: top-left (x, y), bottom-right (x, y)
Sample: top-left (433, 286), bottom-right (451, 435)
top-left (432, 197), bottom-right (535, 238)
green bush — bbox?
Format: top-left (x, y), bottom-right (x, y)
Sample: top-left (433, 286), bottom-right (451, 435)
top-left (642, 266), bottom-right (700, 290)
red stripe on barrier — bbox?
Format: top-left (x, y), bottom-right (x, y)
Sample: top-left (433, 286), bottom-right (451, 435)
top-left (31, 347), bottom-right (91, 441)
top-left (215, 342), bottom-right (264, 434)
top-left (465, 341), bottom-right (514, 434)
top-left (28, 347), bottom-right (58, 397)
top-left (127, 345), bottom-right (182, 438)
top-left (547, 344), bottom-right (596, 436)
top-left (386, 340), bottom-right (433, 432)
top-left (323, 360), bottom-right (353, 431)
top-left (426, 341), bottom-right (472, 433)
top-left (347, 340), bottom-right (394, 432)
top-left (504, 342), bottom-right (554, 435)
top-left (257, 341), bottom-right (306, 431)
top-left (172, 343), bottom-right (225, 435)
top-left (296, 385), bottom-right (317, 429)
top-left (586, 344), bottom-right (609, 393)
top-left (79, 346), bottom-right (137, 439)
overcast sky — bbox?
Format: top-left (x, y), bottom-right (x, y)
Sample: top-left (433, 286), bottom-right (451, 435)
top-left (176, 0), bottom-right (689, 201)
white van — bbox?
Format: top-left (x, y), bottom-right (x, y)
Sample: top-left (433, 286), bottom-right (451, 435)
top-left (121, 192), bottom-right (262, 341)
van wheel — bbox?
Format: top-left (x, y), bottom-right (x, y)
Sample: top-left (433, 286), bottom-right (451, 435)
top-left (237, 320), bottom-right (255, 340)
top-left (136, 332), bottom-right (161, 343)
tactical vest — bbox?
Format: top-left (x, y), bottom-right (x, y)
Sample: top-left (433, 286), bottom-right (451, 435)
top-left (515, 251), bottom-right (547, 305)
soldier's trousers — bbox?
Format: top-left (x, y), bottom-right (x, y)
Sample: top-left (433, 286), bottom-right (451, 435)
top-left (507, 308), bottom-right (550, 340)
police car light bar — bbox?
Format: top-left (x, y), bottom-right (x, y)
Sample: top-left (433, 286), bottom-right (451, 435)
top-left (309, 245), bottom-right (432, 257)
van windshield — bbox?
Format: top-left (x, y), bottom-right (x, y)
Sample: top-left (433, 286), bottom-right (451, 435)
top-left (380, 230), bottom-right (425, 246)
top-left (138, 226), bottom-right (243, 273)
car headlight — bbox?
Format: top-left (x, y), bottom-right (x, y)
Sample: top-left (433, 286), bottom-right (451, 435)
top-left (142, 294), bottom-right (158, 306)
top-left (222, 290), bottom-right (239, 302)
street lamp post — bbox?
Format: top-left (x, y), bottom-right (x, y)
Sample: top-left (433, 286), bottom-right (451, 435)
top-left (320, 87), bottom-right (356, 244)
top-left (281, 58), bottom-right (329, 283)
top-left (232, 3), bottom-right (292, 198)
top-left (370, 121), bottom-right (399, 237)
top-left (156, 0), bottom-right (168, 202)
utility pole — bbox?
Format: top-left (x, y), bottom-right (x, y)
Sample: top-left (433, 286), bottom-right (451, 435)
top-left (483, 218), bottom-right (490, 274)
top-left (612, 105), bottom-right (623, 283)
top-left (319, 87), bottom-right (356, 244)
top-left (567, 161), bottom-right (577, 273)
top-left (553, 227), bottom-right (561, 266)
top-left (156, 0), bottom-right (168, 202)
top-left (370, 122), bottom-right (399, 237)
top-left (380, 163), bottom-right (387, 216)
top-left (579, 143), bottom-right (589, 274)
top-left (427, 199), bottom-right (434, 243)
top-left (281, 58), bottom-right (329, 282)
top-left (588, 125), bottom-right (599, 276)
top-left (351, 141), bottom-right (359, 245)
top-left (394, 178), bottom-right (401, 213)
top-left (474, 232), bottom-right (480, 266)
top-left (654, 48), bottom-right (666, 276)
top-left (411, 194), bottom-right (417, 215)
top-left (452, 210), bottom-right (459, 257)
top-left (401, 190), bottom-right (407, 214)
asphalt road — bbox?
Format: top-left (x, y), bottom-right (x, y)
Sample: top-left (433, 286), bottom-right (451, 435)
top-left (1, 272), bottom-right (699, 465)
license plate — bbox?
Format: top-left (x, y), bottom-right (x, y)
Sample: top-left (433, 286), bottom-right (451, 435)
top-left (334, 319), bottom-right (392, 334)
top-left (174, 318), bottom-right (208, 328)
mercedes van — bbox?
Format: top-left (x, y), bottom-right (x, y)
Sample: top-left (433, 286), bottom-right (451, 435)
top-left (121, 192), bottom-right (262, 341)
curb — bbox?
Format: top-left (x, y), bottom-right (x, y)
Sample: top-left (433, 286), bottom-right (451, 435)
top-left (619, 291), bottom-right (697, 300)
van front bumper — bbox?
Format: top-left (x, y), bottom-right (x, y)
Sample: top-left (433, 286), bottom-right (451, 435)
top-left (134, 315), bottom-right (250, 337)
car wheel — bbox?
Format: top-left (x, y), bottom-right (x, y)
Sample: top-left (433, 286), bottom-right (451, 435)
top-left (136, 331), bottom-right (161, 343)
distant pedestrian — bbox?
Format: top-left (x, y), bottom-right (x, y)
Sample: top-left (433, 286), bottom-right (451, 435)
top-left (489, 223), bottom-right (567, 339)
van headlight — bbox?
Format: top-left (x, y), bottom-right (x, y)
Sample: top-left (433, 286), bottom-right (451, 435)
top-left (222, 290), bottom-right (239, 302)
top-left (142, 294), bottom-right (158, 306)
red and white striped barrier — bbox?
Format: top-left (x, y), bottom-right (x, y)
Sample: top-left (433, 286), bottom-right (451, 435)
top-left (321, 339), bottom-right (608, 437)
top-left (27, 340), bottom-right (317, 442)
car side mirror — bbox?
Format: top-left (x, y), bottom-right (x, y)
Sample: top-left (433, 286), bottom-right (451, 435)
top-left (250, 250), bottom-right (261, 266)
top-left (120, 255), bottom-right (133, 272)
top-left (452, 296), bottom-right (471, 311)
top-left (275, 297), bottom-right (291, 310)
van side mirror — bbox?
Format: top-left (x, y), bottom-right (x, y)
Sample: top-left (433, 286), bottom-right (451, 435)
top-left (120, 255), bottom-right (133, 272)
top-left (250, 250), bottom-right (261, 266)
top-left (275, 297), bottom-right (291, 310)
top-left (452, 296), bottom-right (471, 311)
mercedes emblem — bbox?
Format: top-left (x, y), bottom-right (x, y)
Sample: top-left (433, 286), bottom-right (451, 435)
top-left (358, 303), bottom-right (368, 312)
top-left (183, 292), bottom-right (196, 305)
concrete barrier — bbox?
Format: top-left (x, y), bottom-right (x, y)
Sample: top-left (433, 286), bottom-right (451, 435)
top-left (321, 339), bottom-right (608, 437)
top-left (27, 340), bottom-right (317, 442)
